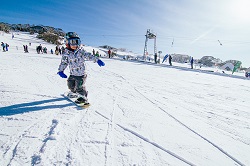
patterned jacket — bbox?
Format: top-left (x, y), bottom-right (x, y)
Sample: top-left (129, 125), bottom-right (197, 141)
top-left (58, 48), bottom-right (96, 76)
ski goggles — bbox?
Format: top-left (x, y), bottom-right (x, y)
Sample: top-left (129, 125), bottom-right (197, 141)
top-left (67, 38), bottom-right (81, 46)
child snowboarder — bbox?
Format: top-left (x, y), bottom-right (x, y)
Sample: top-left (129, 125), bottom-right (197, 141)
top-left (57, 32), bottom-right (105, 104)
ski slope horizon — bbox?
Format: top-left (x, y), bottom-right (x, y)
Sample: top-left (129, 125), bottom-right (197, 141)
top-left (0, 32), bottom-right (250, 165)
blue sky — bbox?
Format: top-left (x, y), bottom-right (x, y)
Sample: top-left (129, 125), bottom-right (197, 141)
top-left (1, 0), bottom-right (250, 66)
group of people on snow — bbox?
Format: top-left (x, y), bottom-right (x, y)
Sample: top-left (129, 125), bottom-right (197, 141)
top-left (23, 45), bottom-right (28, 53)
top-left (36, 44), bottom-right (43, 54)
top-left (35, 44), bottom-right (65, 55)
top-left (161, 54), bottom-right (194, 69)
top-left (55, 45), bottom-right (65, 55)
top-left (93, 48), bottom-right (112, 58)
top-left (92, 48), bottom-right (110, 58)
top-left (1, 42), bottom-right (9, 52)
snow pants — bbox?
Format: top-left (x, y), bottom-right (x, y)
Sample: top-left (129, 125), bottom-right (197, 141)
top-left (67, 74), bottom-right (88, 97)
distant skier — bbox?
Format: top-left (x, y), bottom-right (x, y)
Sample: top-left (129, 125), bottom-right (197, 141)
top-left (169, 55), bottom-right (172, 66)
top-left (190, 57), bottom-right (194, 69)
top-left (108, 49), bottom-right (111, 58)
top-left (55, 46), bottom-right (59, 55)
top-left (1, 42), bottom-right (5, 52)
top-left (5, 43), bottom-right (9, 51)
top-left (245, 72), bottom-right (249, 78)
top-left (37, 44), bottom-right (42, 54)
top-left (154, 53), bottom-right (157, 63)
top-left (24, 45), bottom-right (28, 53)
top-left (43, 47), bottom-right (47, 54)
top-left (95, 51), bottom-right (100, 57)
top-left (59, 47), bottom-right (62, 55)
top-left (61, 46), bottom-right (65, 54)
top-left (57, 32), bottom-right (105, 104)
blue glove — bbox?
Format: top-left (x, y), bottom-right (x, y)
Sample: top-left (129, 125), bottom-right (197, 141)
top-left (57, 71), bottom-right (67, 78)
top-left (97, 59), bottom-right (105, 67)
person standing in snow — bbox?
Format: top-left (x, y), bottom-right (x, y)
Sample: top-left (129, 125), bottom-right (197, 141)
top-left (57, 32), bottom-right (105, 104)
top-left (43, 47), bottom-right (47, 54)
top-left (37, 44), bottom-right (42, 54)
top-left (61, 46), bottom-right (65, 54)
top-left (154, 53), bottom-right (157, 63)
top-left (55, 46), bottom-right (59, 55)
top-left (108, 49), bottom-right (111, 58)
top-left (95, 51), bottom-right (100, 57)
top-left (169, 55), bottom-right (172, 66)
top-left (23, 45), bottom-right (28, 53)
top-left (190, 57), bottom-right (194, 69)
top-left (5, 43), bottom-right (9, 51)
top-left (59, 47), bottom-right (62, 55)
top-left (1, 42), bottom-right (5, 52)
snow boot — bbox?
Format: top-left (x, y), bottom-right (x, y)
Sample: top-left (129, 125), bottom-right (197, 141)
top-left (75, 96), bottom-right (88, 104)
top-left (67, 92), bottom-right (78, 98)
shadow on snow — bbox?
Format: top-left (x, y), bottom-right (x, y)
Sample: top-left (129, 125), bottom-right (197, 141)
top-left (0, 97), bottom-right (72, 116)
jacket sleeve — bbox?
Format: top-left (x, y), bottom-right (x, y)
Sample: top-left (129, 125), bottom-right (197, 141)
top-left (58, 54), bottom-right (69, 71)
top-left (81, 49), bottom-right (98, 62)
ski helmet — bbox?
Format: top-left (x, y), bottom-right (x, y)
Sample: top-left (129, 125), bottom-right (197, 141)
top-left (65, 32), bottom-right (81, 50)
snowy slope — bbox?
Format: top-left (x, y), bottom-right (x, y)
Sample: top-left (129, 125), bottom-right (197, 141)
top-left (0, 32), bottom-right (250, 166)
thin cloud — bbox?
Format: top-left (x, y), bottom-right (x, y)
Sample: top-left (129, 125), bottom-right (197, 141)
top-left (190, 25), bottom-right (218, 44)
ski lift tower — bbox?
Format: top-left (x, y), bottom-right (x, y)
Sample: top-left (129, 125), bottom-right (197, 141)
top-left (143, 29), bottom-right (157, 60)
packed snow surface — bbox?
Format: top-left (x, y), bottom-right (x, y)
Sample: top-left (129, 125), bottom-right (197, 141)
top-left (0, 32), bottom-right (249, 166)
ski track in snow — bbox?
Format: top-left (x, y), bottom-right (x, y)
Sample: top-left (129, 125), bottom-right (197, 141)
top-left (1, 111), bottom-right (60, 165)
top-left (30, 119), bottom-right (58, 165)
top-left (95, 108), bottom-right (196, 166)
top-left (96, 66), bottom-right (246, 166)
top-left (39, 119), bottom-right (58, 153)
top-left (90, 68), bottom-right (196, 165)
top-left (133, 87), bottom-right (245, 166)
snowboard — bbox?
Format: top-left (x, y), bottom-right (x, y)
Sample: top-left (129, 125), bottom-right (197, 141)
top-left (63, 92), bottom-right (90, 109)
